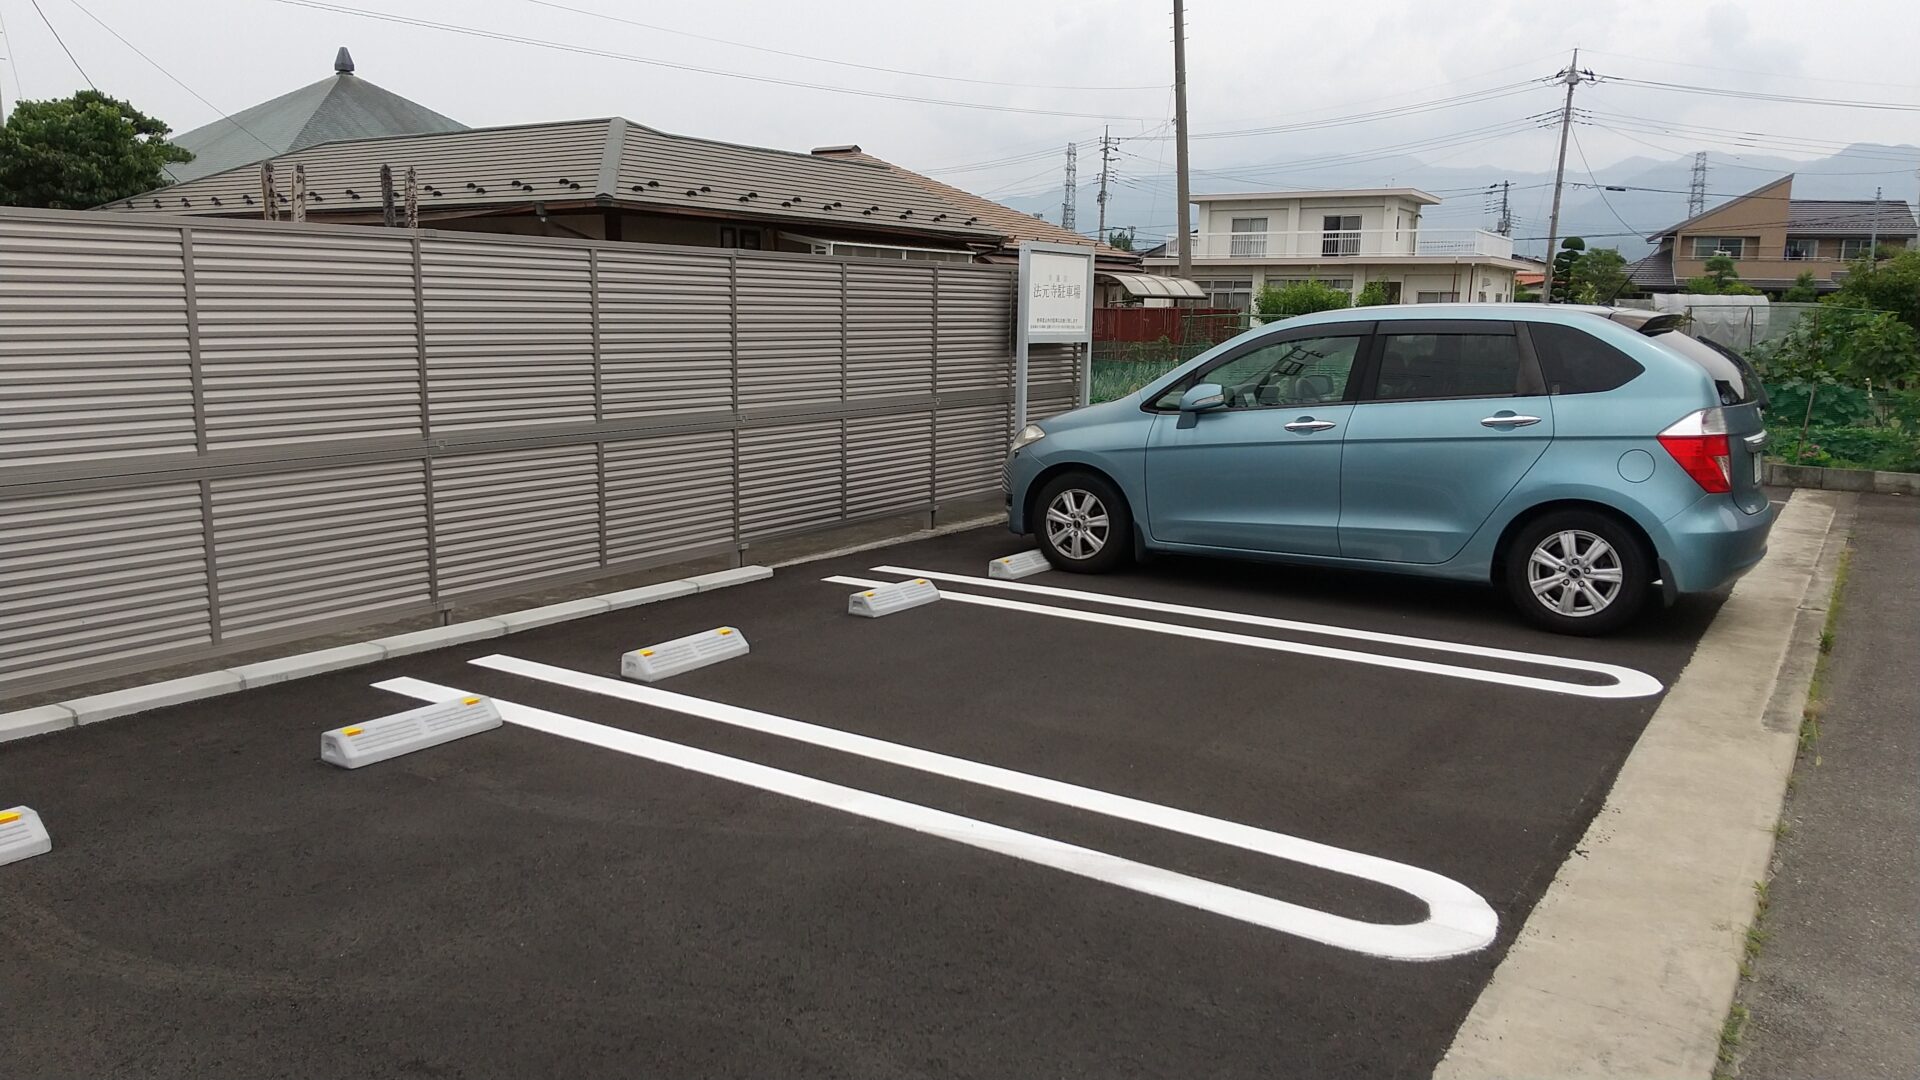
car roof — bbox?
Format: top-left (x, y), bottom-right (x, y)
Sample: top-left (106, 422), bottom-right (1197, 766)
top-left (1294, 302), bottom-right (1627, 327)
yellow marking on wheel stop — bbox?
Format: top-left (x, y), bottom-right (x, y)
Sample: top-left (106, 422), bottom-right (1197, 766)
top-left (718, 629), bottom-right (734, 636)
top-left (342, 727), bottom-right (363, 737)
top-left (462, 697), bottom-right (481, 706)
top-left (640, 649), bottom-right (655, 657)
top-left (0, 812), bottom-right (19, 825)
top-left (864, 591), bottom-right (876, 597)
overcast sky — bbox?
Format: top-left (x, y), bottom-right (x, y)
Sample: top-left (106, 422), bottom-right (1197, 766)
top-left (3, 0), bottom-right (1916, 237)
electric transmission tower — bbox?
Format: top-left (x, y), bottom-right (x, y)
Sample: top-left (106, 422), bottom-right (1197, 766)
top-left (1061, 142), bottom-right (1078, 232)
top-left (1688, 152), bottom-right (1708, 218)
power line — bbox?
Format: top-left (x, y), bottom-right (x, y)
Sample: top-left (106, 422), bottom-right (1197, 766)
top-left (1570, 125), bottom-right (1644, 236)
top-left (1582, 109), bottom-right (1920, 161)
top-left (1601, 75), bottom-right (1920, 113)
top-left (264, 0), bottom-right (1163, 121)
top-left (1581, 50), bottom-right (1920, 94)
top-left (28, 0), bottom-right (93, 90)
top-left (64, 0), bottom-right (278, 155)
top-left (1128, 81), bottom-right (1550, 142)
top-left (522, 0), bottom-right (1167, 91)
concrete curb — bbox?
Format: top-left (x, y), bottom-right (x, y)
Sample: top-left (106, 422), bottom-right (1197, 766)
top-left (1433, 491), bottom-right (1848, 1080)
top-left (1764, 461), bottom-right (1920, 496)
top-left (0, 566), bottom-right (773, 744)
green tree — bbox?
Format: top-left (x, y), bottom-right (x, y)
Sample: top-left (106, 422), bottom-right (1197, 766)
top-left (1550, 236), bottom-right (1586, 303)
top-left (1843, 311), bottom-right (1920, 387)
top-left (1353, 281), bottom-right (1393, 307)
top-left (1569, 247), bottom-right (1633, 304)
top-left (0, 91), bottom-right (193, 209)
top-left (1829, 248), bottom-right (1920, 332)
top-left (1684, 254), bottom-right (1761, 295)
top-left (1255, 280), bottom-right (1351, 318)
top-left (1105, 229), bottom-right (1134, 252)
top-left (1781, 270), bottom-right (1820, 303)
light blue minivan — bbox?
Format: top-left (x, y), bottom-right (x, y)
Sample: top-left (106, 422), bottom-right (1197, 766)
top-left (1005, 304), bottom-right (1774, 634)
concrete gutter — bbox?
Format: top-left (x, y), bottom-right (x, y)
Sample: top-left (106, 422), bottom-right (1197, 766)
top-left (0, 566), bottom-right (771, 744)
top-left (1764, 461), bottom-right (1920, 496)
top-left (1435, 490), bottom-right (1847, 1079)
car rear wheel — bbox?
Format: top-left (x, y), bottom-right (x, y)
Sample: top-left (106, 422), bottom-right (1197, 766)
top-left (1033, 472), bottom-right (1132, 573)
top-left (1504, 510), bottom-right (1650, 635)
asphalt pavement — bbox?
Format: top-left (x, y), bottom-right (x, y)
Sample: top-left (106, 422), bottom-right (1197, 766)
top-left (0, 526), bottom-right (1724, 1079)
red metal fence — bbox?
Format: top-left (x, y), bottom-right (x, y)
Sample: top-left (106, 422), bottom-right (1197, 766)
top-left (1093, 306), bottom-right (1243, 344)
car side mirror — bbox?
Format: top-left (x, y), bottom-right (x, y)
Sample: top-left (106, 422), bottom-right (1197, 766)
top-left (1179, 382), bottom-right (1227, 413)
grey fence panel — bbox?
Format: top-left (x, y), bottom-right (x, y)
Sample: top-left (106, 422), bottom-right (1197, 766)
top-left (0, 216), bottom-right (194, 470)
top-left (935, 402), bottom-right (1013, 502)
top-left (737, 258), bottom-right (845, 409)
top-left (0, 207), bottom-right (1064, 696)
top-left (193, 227), bottom-right (424, 449)
top-left (847, 411), bottom-right (934, 518)
top-left (421, 237), bottom-right (596, 432)
top-left (598, 248), bottom-right (734, 418)
top-left (432, 445), bottom-right (602, 596)
top-left (209, 461), bottom-right (432, 639)
top-left (738, 419), bottom-right (844, 538)
top-left (604, 429), bottom-right (737, 563)
top-left (0, 481), bottom-right (212, 686)
top-left (847, 263), bottom-right (935, 398)
top-left (935, 264), bottom-right (1015, 393)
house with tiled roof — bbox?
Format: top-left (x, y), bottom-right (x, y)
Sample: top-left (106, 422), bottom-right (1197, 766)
top-left (1624, 175), bottom-right (1917, 295)
top-left (103, 118), bottom-right (1006, 259)
top-left (164, 48), bottom-right (466, 184)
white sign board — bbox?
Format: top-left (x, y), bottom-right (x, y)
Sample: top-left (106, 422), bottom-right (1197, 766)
top-left (1014, 241), bottom-right (1097, 427)
top-left (1024, 250), bottom-right (1094, 339)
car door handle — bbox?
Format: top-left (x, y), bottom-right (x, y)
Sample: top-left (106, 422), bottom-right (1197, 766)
top-left (1480, 414), bottom-right (1543, 428)
top-left (1283, 419), bottom-right (1338, 432)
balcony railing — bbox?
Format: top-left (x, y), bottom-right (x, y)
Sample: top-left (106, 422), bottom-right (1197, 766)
top-left (1158, 228), bottom-right (1515, 261)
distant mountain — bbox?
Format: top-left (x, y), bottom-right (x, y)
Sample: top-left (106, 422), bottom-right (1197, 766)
top-left (1003, 143), bottom-right (1920, 261)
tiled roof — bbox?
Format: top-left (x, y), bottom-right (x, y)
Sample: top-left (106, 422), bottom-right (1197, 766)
top-left (108, 118), bottom-right (1003, 243)
top-left (1624, 248), bottom-right (1674, 287)
top-left (813, 147), bottom-right (1135, 259)
top-left (163, 49), bottom-right (465, 184)
top-left (1785, 199), bottom-right (1919, 236)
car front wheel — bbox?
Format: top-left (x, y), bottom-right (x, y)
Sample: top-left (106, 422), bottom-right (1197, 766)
top-left (1504, 510), bottom-right (1650, 635)
top-left (1033, 471), bottom-right (1132, 573)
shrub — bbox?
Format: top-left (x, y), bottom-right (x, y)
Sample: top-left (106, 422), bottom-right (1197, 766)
top-left (1255, 280), bottom-right (1352, 318)
top-left (1354, 281), bottom-right (1393, 307)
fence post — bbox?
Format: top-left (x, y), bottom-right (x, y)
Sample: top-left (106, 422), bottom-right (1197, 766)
top-left (728, 253), bottom-right (744, 566)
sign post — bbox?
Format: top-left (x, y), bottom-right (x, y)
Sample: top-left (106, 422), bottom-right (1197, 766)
top-left (1014, 241), bottom-right (1096, 431)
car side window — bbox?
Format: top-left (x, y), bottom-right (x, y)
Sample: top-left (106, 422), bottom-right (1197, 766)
top-left (1527, 322), bottom-right (1644, 394)
top-left (1153, 335), bottom-right (1362, 410)
top-left (1368, 333), bottom-right (1526, 401)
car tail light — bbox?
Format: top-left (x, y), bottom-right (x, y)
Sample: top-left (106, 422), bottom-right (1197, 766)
top-left (1659, 408), bottom-right (1733, 493)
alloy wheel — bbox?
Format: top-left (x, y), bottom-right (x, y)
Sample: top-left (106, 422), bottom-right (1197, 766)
top-left (1527, 529), bottom-right (1625, 618)
top-left (1045, 488), bottom-right (1110, 561)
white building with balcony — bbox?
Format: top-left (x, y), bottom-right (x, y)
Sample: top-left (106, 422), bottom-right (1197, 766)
top-left (1142, 188), bottom-right (1527, 311)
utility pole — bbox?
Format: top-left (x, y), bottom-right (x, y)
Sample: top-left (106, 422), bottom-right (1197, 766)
top-left (1095, 126), bottom-right (1115, 243)
top-left (1869, 185), bottom-right (1881, 260)
top-left (1688, 152), bottom-right (1708, 218)
top-left (1061, 142), bottom-right (1077, 232)
top-left (1173, 0), bottom-right (1192, 277)
top-left (1490, 180), bottom-right (1513, 236)
top-left (1542, 49), bottom-right (1593, 302)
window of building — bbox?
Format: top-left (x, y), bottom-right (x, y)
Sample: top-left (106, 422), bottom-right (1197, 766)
top-left (719, 226), bottom-right (762, 250)
top-left (1370, 332), bottom-right (1525, 401)
top-left (1840, 238), bottom-right (1874, 259)
top-left (1415, 291), bottom-right (1459, 303)
top-left (1527, 322), bottom-right (1645, 395)
top-left (1690, 236), bottom-right (1747, 259)
top-left (1784, 238), bottom-right (1818, 260)
top-left (1197, 279), bottom-right (1254, 311)
top-left (1321, 215), bottom-right (1361, 256)
top-left (1228, 217), bottom-right (1268, 257)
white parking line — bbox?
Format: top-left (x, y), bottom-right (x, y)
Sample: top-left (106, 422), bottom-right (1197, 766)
top-left (869, 565), bottom-right (1662, 697)
top-left (824, 574), bottom-right (1660, 700)
top-left (376, 672), bottom-right (1496, 961)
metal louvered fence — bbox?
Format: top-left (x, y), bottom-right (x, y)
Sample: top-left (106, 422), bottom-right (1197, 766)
top-left (0, 207), bottom-right (1080, 697)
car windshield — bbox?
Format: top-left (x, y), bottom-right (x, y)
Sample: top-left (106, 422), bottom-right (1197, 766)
top-left (1645, 330), bottom-right (1766, 408)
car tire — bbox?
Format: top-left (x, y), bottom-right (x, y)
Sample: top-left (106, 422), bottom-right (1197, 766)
top-left (1504, 510), bottom-right (1651, 636)
top-left (1033, 471), bottom-right (1133, 574)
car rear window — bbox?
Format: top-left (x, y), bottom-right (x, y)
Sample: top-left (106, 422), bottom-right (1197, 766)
top-left (1647, 331), bottom-right (1763, 406)
top-left (1527, 322), bottom-right (1644, 395)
